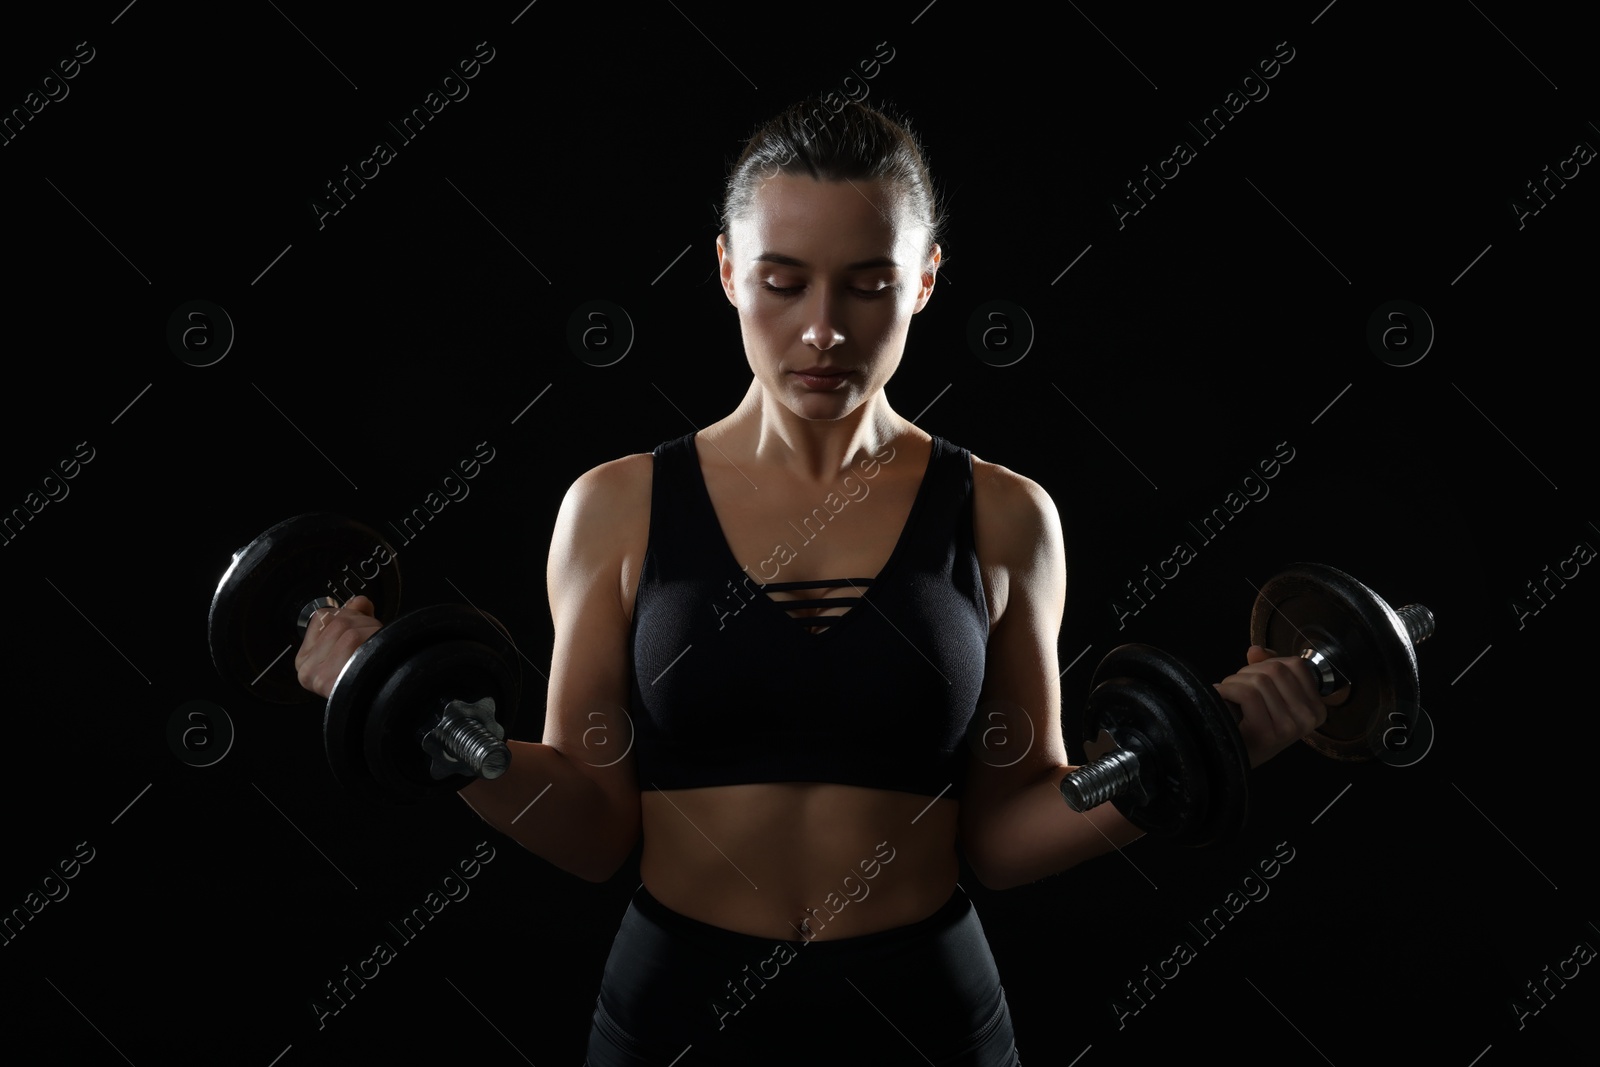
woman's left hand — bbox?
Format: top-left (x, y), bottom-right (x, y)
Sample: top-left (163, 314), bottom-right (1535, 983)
top-left (1215, 646), bottom-right (1330, 768)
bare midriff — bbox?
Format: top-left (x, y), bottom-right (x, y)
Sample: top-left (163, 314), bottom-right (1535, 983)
top-left (639, 785), bottom-right (960, 940)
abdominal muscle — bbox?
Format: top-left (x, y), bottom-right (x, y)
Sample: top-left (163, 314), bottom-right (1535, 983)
top-left (639, 784), bottom-right (960, 941)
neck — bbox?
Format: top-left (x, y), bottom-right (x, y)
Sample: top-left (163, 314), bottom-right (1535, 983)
top-left (718, 377), bottom-right (908, 483)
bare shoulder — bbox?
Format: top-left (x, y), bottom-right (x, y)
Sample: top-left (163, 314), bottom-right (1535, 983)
top-left (968, 454), bottom-right (1065, 623)
top-left (567, 451), bottom-right (652, 504)
top-left (969, 455), bottom-right (1061, 557)
top-left (550, 452), bottom-right (654, 617)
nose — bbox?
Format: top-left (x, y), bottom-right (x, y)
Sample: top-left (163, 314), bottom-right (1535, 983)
top-left (800, 290), bottom-right (846, 351)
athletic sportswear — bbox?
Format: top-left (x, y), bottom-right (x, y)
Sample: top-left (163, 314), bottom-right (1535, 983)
top-left (627, 432), bottom-right (989, 798)
top-left (585, 883), bottom-right (1023, 1065)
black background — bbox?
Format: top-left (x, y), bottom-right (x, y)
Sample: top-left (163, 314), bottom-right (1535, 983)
top-left (1, 1), bottom-right (1594, 1064)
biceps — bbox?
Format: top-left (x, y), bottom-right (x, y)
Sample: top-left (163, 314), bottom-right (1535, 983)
top-left (544, 609), bottom-right (634, 759)
top-left (975, 603), bottom-right (1069, 773)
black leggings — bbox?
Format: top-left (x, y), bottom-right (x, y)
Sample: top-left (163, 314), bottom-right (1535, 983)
top-left (585, 884), bottom-right (1022, 1066)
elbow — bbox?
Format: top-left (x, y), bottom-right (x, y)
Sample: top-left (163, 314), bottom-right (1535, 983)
top-left (971, 861), bottom-right (1026, 893)
top-left (961, 837), bottom-right (1026, 893)
top-left (573, 862), bottom-right (622, 885)
top-left (969, 846), bottom-right (1072, 892)
top-left (572, 812), bottom-right (642, 884)
top-left (502, 800), bottom-right (638, 884)
top-left (572, 844), bottom-right (634, 884)
top-left (552, 851), bottom-right (626, 885)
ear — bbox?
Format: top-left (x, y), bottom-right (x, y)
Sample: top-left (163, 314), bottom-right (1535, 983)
top-left (912, 243), bottom-right (940, 314)
top-left (717, 234), bottom-right (739, 308)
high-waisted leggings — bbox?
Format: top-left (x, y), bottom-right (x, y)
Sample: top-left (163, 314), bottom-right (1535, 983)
top-left (585, 884), bottom-right (1022, 1066)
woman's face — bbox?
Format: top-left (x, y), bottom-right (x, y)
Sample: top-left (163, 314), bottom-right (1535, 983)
top-left (718, 174), bottom-right (939, 422)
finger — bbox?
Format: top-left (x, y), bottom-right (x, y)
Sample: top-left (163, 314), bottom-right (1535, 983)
top-left (1215, 676), bottom-right (1289, 770)
top-left (294, 607), bottom-right (378, 696)
top-left (337, 595), bottom-right (378, 618)
top-left (1217, 673), bottom-right (1292, 734)
top-left (1256, 658), bottom-right (1328, 732)
top-left (1218, 667), bottom-right (1302, 746)
top-left (1245, 649), bottom-right (1324, 707)
top-left (1212, 683), bottom-right (1244, 724)
top-left (295, 610), bottom-right (331, 663)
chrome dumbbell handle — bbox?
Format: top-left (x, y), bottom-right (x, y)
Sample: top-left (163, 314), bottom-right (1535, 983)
top-left (297, 596), bottom-right (342, 636)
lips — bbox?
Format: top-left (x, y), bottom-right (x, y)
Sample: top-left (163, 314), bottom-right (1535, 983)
top-left (792, 366), bottom-right (853, 391)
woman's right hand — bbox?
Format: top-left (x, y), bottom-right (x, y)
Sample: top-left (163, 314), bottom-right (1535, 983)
top-left (294, 595), bottom-right (383, 699)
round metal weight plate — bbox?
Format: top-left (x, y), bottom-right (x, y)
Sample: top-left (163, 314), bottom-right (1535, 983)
top-left (208, 513), bottom-right (401, 704)
top-left (1250, 563), bottom-right (1421, 761)
top-left (1090, 644), bottom-right (1250, 848)
top-left (1086, 674), bottom-right (1209, 842)
top-left (325, 605), bottom-right (520, 802)
top-left (366, 637), bottom-right (522, 802)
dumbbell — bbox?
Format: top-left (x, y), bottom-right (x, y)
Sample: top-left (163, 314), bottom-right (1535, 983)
top-left (208, 513), bottom-right (521, 802)
top-left (1059, 563), bottom-right (1436, 847)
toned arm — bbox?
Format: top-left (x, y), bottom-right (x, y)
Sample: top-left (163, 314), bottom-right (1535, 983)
top-left (457, 456), bottom-right (646, 883)
top-left (958, 461), bottom-right (1143, 890)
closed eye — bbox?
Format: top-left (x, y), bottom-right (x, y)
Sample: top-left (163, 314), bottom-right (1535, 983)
top-left (761, 283), bottom-right (895, 299)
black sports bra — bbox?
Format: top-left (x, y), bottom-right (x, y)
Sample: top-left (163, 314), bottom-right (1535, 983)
top-left (627, 433), bottom-right (989, 798)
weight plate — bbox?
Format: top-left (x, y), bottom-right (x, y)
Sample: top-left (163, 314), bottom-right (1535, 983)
top-left (1086, 673), bottom-right (1209, 841)
top-left (1171, 655), bottom-right (1252, 849)
top-left (366, 636), bottom-right (522, 801)
top-left (326, 604), bottom-right (521, 802)
top-left (1088, 644), bottom-right (1250, 848)
top-left (1250, 563), bottom-right (1421, 761)
top-left (208, 513), bottom-right (401, 704)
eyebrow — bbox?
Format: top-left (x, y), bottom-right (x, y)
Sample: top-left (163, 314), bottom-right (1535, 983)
top-left (753, 253), bottom-right (900, 270)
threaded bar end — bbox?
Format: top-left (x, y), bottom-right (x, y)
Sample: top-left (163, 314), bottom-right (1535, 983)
top-left (1060, 748), bottom-right (1142, 812)
top-left (1396, 603), bottom-right (1435, 647)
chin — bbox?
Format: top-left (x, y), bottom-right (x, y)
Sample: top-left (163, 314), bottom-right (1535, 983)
top-left (796, 401), bottom-right (861, 422)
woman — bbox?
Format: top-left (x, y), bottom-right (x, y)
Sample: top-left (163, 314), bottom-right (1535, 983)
top-left (296, 97), bottom-right (1329, 1065)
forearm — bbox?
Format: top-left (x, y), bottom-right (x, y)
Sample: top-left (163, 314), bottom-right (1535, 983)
top-left (457, 740), bottom-right (638, 883)
top-left (967, 766), bottom-right (1146, 890)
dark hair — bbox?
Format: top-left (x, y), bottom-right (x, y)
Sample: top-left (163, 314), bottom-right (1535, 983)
top-left (720, 96), bottom-right (946, 260)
